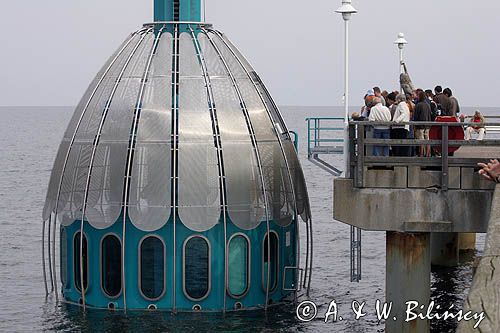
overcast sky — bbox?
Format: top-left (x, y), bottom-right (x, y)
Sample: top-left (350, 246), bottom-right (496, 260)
top-left (1, 0), bottom-right (498, 107)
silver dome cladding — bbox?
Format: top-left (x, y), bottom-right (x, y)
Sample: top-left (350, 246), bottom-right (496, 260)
top-left (42, 24), bottom-right (311, 232)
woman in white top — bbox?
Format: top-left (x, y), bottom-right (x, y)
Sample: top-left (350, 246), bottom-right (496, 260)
top-left (391, 94), bottom-right (411, 156)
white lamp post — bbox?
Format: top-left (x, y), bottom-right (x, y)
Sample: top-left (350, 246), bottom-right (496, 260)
top-left (394, 32), bottom-right (408, 75)
top-left (394, 33), bottom-right (408, 94)
top-left (336, 0), bottom-right (357, 178)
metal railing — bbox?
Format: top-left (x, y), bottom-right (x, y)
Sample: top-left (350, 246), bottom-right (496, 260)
top-left (306, 117), bottom-right (345, 156)
top-left (306, 117), bottom-right (345, 175)
top-left (349, 120), bottom-right (500, 190)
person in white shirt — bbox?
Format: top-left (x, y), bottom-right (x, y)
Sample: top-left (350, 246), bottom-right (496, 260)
top-left (391, 94), bottom-right (411, 156)
top-left (368, 97), bottom-right (392, 156)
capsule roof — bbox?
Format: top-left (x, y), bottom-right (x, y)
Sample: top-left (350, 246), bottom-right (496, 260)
top-left (43, 23), bottom-right (311, 232)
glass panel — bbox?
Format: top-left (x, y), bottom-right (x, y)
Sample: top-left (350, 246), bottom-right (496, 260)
top-left (129, 32), bottom-right (173, 232)
top-left (228, 236), bottom-right (249, 297)
top-left (263, 233), bottom-right (278, 292)
top-left (179, 32), bottom-right (202, 76)
top-left (56, 32), bottom-right (145, 225)
top-left (283, 140), bottom-right (310, 222)
top-left (217, 32), bottom-right (254, 75)
top-left (252, 75), bottom-right (289, 135)
top-left (74, 232), bottom-right (88, 292)
top-left (198, 33), bottom-right (226, 77)
top-left (85, 142), bottom-right (128, 229)
top-left (85, 34), bottom-right (154, 229)
top-left (62, 34), bottom-right (132, 141)
top-left (140, 237), bottom-right (165, 300)
top-left (211, 77), bottom-right (265, 230)
top-left (184, 237), bottom-right (210, 300)
top-left (208, 31), bottom-right (297, 227)
top-left (75, 33), bottom-right (143, 142)
top-left (101, 235), bottom-right (122, 297)
top-left (177, 34), bottom-right (220, 232)
top-left (237, 78), bottom-right (294, 226)
top-left (58, 143), bottom-right (91, 226)
top-left (60, 227), bottom-right (67, 288)
top-left (207, 31), bottom-right (247, 79)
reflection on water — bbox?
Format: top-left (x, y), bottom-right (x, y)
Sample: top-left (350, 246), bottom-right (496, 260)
top-left (41, 302), bottom-right (305, 332)
top-left (430, 250), bottom-right (478, 333)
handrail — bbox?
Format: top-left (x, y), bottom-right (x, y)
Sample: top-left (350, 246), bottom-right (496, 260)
top-left (306, 117), bottom-right (345, 175)
top-left (307, 117), bottom-right (345, 156)
top-left (348, 121), bottom-right (500, 191)
top-left (349, 121), bottom-right (500, 126)
top-left (306, 117), bottom-right (345, 121)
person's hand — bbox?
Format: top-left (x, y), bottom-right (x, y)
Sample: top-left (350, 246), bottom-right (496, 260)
top-left (478, 159), bottom-right (500, 182)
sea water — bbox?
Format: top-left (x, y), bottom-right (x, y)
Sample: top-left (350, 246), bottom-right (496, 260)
top-left (0, 106), bottom-right (495, 332)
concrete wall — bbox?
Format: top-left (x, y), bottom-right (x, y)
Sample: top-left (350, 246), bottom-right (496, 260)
top-left (334, 178), bottom-right (493, 233)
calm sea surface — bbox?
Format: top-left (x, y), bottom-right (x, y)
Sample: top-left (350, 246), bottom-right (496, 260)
top-left (0, 106), bottom-right (496, 332)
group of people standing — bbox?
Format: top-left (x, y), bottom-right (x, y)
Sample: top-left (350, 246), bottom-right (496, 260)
top-left (352, 85), bottom-right (469, 157)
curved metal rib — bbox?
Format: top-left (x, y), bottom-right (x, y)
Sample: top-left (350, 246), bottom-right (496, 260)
top-left (42, 219), bottom-right (49, 296)
top-left (171, 24), bottom-right (179, 313)
top-left (47, 215), bottom-right (54, 292)
top-left (209, 30), bottom-right (303, 297)
top-left (202, 28), bottom-right (274, 309)
top-left (78, 28), bottom-right (153, 309)
top-left (189, 25), bottom-right (229, 312)
top-left (48, 30), bottom-right (144, 302)
top-left (122, 24), bottom-right (166, 311)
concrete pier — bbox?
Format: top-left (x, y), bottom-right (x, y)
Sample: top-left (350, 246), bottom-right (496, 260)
top-left (430, 232), bottom-right (459, 267)
top-left (458, 233), bottom-right (476, 251)
top-left (386, 232), bottom-right (430, 333)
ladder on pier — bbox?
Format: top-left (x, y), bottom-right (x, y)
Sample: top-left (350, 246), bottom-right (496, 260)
top-left (306, 117), bottom-right (362, 282)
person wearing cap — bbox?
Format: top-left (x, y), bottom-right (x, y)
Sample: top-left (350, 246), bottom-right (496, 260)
top-left (465, 110), bottom-right (486, 140)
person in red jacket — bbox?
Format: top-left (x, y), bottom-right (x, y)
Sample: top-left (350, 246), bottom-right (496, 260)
top-left (465, 110), bottom-right (486, 140)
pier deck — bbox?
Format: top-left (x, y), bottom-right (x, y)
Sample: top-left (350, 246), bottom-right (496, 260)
top-left (454, 145), bottom-right (500, 158)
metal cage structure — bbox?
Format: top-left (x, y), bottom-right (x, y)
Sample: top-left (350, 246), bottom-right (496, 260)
top-left (41, 11), bottom-right (312, 312)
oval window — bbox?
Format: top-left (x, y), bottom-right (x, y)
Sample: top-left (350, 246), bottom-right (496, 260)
top-left (184, 236), bottom-right (210, 300)
top-left (228, 235), bottom-right (249, 298)
top-left (140, 236), bottom-right (165, 300)
top-left (101, 234), bottom-right (122, 297)
top-left (60, 227), bottom-right (67, 289)
top-left (74, 232), bottom-right (88, 291)
top-left (263, 232), bottom-right (279, 292)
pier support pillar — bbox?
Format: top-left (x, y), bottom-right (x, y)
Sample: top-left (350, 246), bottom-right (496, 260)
top-left (458, 233), bottom-right (476, 251)
top-left (431, 232), bottom-right (459, 267)
top-left (386, 232), bottom-right (430, 333)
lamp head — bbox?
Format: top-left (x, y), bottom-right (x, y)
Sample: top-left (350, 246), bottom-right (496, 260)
top-left (335, 0), bottom-right (357, 21)
top-left (394, 32), bottom-right (408, 49)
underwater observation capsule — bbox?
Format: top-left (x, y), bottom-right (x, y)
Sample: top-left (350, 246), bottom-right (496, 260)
top-left (42, 0), bottom-right (312, 311)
